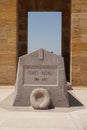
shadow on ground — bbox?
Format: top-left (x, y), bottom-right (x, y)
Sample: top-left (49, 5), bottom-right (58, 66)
top-left (68, 92), bottom-right (83, 107)
top-left (0, 91), bottom-right (85, 112)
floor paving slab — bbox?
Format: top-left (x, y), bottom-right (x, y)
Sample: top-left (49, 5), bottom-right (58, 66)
top-left (0, 128), bottom-right (77, 130)
top-left (0, 88), bottom-right (87, 130)
top-left (69, 90), bottom-right (87, 107)
top-left (70, 109), bottom-right (87, 130)
top-left (0, 89), bottom-right (14, 102)
top-left (0, 112), bottom-right (76, 129)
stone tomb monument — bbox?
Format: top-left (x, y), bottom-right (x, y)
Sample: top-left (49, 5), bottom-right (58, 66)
top-left (13, 49), bottom-right (69, 109)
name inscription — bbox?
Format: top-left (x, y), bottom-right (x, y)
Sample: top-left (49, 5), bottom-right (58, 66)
top-left (23, 67), bottom-right (58, 86)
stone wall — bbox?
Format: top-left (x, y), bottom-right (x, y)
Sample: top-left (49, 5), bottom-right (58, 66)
top-left (0, 0), bottom-right (17, 84)
top-left (17, 0), bottom-right (71, 82)
top-left (0, 0), bottom-right (87, 87)
top-left (71, 0), bottom-right (87, 86)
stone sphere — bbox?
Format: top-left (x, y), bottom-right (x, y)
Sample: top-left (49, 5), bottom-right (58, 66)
top-left (30, 88), bottom-right (50, 109)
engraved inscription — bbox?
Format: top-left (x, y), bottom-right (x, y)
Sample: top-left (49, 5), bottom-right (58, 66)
top-left (23, 67), bottom-right (58, 86)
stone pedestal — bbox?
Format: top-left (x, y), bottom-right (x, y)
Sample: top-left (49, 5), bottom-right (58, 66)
top-left (13, 49), bottom-right (69, 107)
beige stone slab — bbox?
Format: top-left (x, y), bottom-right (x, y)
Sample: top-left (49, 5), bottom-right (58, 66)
top-left (70, 90), bottom-right (87, 107)
top-left (81, 34), bottom-right (87, 43)
top-left (0, 43), bottom-right (7, 54)
top-left (0, 54), bottom-right (16, 65)
top-left (72, 43), bottom-right (87, 51)
top-left (72, 0), bottom-right (87, 13)
top-left (0, 128), bottom-right (76, 130)
top-left (72, 66), bottom-right (80, 72)
top-left (1, 88), bottom-right (87, 129)
top-left (0, 112), bottom-right (75, 129)
top-left (71, 109), bottom-right (87, 130)
top-left (80, 51), bottom-right (87, 56)
top-left (0, 86), bottom-right (14, 89)
top-left (71, 50), bottom-right (80, 56)
top-left (0, 89), bottom-right (14, 102)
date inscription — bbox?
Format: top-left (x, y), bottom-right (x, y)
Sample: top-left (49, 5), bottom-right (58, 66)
top-left (23, 67), bottom-right (58, 86)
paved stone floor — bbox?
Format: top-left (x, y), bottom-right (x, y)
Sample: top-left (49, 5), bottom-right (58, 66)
top-left (0, 87), bottom-right (87, 130)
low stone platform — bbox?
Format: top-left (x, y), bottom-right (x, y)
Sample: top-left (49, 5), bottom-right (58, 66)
top-left (0, 87), bottom-right (87, 129)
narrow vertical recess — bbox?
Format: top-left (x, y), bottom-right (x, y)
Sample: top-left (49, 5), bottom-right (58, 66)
top-left (17, 0), bottom-right (71, 83)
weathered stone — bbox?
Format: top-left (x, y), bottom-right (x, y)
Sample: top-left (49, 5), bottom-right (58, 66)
top-left (71, 0), bottom-right (87, 86)
top-left (0, 0), bottom-right (17, 85)
top-left (13, 49), bottom-right (69, 107)
top-left (30, 88), bottom-right (50, 109)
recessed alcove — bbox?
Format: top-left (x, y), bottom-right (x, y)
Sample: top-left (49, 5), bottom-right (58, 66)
top-left (17, 0), bottom-right (71, 82)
